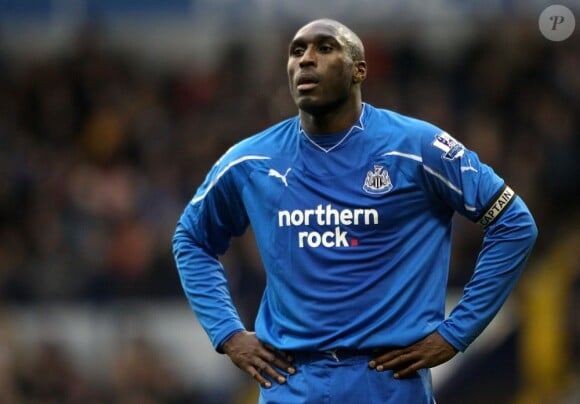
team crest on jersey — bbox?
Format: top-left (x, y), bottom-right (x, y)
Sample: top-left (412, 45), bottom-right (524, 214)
top-left (363, 165), bottom-right (393, 194)
top-left (432, 132), bottom-right (465, 160)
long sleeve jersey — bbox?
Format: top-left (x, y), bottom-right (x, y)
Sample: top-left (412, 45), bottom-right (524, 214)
top-left (173, 103), bottom-right (538, 353)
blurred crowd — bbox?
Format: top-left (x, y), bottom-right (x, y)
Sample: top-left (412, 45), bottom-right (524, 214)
top-left (0, 20), bottom-right (578, 402)
top-left (0, 336), bottom-right (219, 404)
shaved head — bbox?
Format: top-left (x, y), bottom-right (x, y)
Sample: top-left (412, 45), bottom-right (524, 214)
top-left (296, 19), bottom-right (365, 62)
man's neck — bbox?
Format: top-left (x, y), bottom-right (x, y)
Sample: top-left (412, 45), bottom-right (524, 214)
top-left (299, 97), bottom-right (362, 135)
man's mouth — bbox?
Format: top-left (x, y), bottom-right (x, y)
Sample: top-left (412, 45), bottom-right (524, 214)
top-left (296, 74), bottom-right (319, 91)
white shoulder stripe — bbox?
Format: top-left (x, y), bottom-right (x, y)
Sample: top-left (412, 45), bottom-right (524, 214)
top-left (422, 165), bottom-right (463, 195)
top-left (382, 151), bottom-right (423, 162)
top-left (191, 155), bottom-right (271, 204)
top-left (383, 150), bottom-right (463, 196)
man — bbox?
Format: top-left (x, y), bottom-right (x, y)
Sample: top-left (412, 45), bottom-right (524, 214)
top-left (173, 19), bottom-right (538, 403)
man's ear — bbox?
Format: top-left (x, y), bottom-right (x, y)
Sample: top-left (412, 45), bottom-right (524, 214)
top-left (353, 61), bottom-right (367, 84)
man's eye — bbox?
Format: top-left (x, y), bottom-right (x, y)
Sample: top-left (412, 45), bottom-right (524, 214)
top-left (319, 45), bottom-right (333, 52)
top-left (291, 47), bottom-right (305, 56)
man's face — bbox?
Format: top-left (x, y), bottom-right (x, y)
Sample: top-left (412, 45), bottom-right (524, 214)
top-left (287, 22), bottom-right (357, 115)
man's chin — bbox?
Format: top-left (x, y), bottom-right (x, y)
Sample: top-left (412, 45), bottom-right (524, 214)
top-left (296, 98), bottom-right (331, 116)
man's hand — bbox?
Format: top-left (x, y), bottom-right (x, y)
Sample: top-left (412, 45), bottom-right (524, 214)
top-left (222, 331), bottom-right (295, 388)
top-left (368, 331), bottom-right (458, 378)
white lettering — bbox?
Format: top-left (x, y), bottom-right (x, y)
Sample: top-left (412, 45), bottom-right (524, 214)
top-left (278, 204), bottom-right (379, 227)
top-left (307, 232), bottom-right (321, 247)
top-left (322, 231), bottom-right (334, 247)
top-left (325, 204), bottom-right (340, 225)
top-left (277, 204), bottom-right (379, 248)
top-left (340, 209), bottom-right (353, 225)
top-left (290, 210), bottom-right (303, 226)
top-left (365, 209), bottom-right (379, 225)
top-left (353, 209), bottom-right (363, 224)
top-left (334, 227), bottom-right (348, 247)
top-left (478, 186), bottom-right (515, 227)
top-left (296, 227), bottom-right (350, 248)
top-left (315, 205), bottom-right (325, 225)
top-left (304, 209), bottom-right (315, 226)
top-left (278, 210), bottom-right (290, 227)
top-left (298, 231), bottom-right (307, 248)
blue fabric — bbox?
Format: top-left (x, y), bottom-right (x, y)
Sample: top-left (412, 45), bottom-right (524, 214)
top-left (259, 351), bottom-right (434, 404)
top-left (173, 103), bottom-right (537, 353)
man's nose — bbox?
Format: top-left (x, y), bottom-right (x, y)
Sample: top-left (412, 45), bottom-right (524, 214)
top-left (299, 46), bottom-right (316, 67)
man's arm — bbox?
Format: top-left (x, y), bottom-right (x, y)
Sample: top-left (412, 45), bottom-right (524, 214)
top-left (437, 195), bottom-right (538, 350)
top-left (370, 127), bottom-right (538, 377)
top-left (173, 152), bottom-right (295, 387)
top-left (420, 128), bottom-right (538, 352)
top-left (174, 200), bottom-right (295, 388)
top-left (370, 195), bottom-right (537, 377)
top-left (173, 215), bottom-right (246, 351)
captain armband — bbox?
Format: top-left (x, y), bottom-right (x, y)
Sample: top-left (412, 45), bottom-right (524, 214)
top-left (476, 184), bottom-right (516, 227)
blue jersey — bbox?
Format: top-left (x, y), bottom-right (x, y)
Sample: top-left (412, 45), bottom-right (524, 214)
top-left (173, 103), bottom-right (537, 353)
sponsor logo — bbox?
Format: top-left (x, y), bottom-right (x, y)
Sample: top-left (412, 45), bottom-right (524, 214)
top-left (460, 158), bottom-right (478, 173)
top-left (268, 168), bottom-right (292, 187)
top-left (363, 165), bottom-right (393, 194)
top-left (478, 185), bottom-right (515, 227)
top-left (432, 132), bottom-right (465, 160)
top-left (277, 204), bottom-right (379, 248)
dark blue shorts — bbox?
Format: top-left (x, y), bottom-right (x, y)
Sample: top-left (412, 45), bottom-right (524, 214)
top-left (259, 350), bottom-right (435, 404)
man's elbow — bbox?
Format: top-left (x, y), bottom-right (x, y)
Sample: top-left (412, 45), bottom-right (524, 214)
top-left (519, 204), bottom-right (539, 246)
top-left (527, 216), bottom-right (539, 244)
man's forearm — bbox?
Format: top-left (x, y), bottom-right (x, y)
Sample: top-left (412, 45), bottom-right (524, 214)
top-left (173, 223), bottom-right (246, 350)
top-left (438, 197), bottom-right (538, 351)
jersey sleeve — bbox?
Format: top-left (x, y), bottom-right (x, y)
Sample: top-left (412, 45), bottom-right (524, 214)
top-left (419, 130), bottom-right (538, 351)
top-left (172, 154), bottom-right (250, 351)
top-left (419, 130), bottom-right (505, 220)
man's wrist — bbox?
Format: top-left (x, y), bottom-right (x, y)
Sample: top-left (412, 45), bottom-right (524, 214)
top-left (436, 325), bottom-right (465, 353)
top-left (218, 329), bottom-right (246, 354)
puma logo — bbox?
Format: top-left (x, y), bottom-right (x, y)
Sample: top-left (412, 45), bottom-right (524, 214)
top-left (460, 158), bottom-right (478, 173)
top-left (268, 168), bottom-right (292, 187)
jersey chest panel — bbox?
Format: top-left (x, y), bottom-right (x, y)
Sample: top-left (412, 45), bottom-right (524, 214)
top-left (241, 153), bottom-right (433, 256)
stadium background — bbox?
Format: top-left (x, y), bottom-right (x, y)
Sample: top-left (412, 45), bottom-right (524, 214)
top-left (0, 0), bottom-right (578, 402)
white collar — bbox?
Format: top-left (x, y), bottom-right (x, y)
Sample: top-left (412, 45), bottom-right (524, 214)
top-left (300, 103), bottom-right (366, 153)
